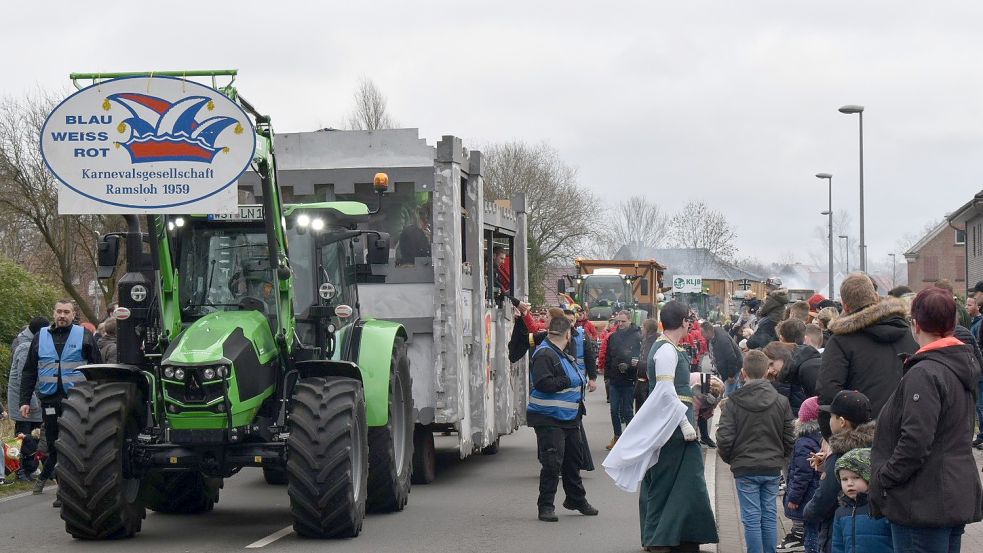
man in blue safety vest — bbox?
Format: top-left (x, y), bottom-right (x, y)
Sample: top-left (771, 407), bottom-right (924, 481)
top-left (19, 300), bottom-right (101, 506)
top-left (528, 315), bottom-right (598, 522)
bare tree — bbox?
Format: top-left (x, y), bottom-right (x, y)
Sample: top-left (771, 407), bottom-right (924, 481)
top-left (595, 195), bottom-right (669, 259)
top-left (483, 141), bottom-right (598, 304)
top-left (809, 211), bottom-right (865, 274)
top-left (0, 90), bottom-right (124, 322)
top-left (346, 78), bottom-right (398, 130)
top-left (667, 201), bottom-right (739, 261)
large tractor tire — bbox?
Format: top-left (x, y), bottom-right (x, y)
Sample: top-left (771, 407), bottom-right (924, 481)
top-left (287, 377), bottom-right (368, 538)
top-left (141, 472), bottom-right (222, 513)
top-left (262, 466), bottom-right (288, 485)
top-left (56, 382), bottom-right (146, 540)
top-left (411, 425), bottom-right (436, 485)
top-left (367, 338), bottom-right (414, 512)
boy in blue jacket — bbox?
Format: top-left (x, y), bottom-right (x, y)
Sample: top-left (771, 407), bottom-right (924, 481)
top-left (802, 390), bottom-right (874, 553)
top-left (831, 448), bottom-right (891, 553)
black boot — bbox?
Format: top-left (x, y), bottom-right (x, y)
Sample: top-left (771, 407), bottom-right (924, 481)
top-left (562, 498), bottom-right (599, 515)
top-left (538, 506), bottom-right (558, 522)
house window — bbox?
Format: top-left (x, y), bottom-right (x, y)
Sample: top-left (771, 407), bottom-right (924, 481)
top-left (923, 256), bottom-right (940, 282)
top-left (956, 228), bottom-right (966, 245)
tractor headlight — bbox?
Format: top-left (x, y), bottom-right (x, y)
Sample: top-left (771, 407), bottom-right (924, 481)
top-left (163, 367), bottom-right (174, 378)
top-left (174, 368), bottom-right (185, 380)
top-left (217, 366), bottom-right (228, 378)
top-left (203, 368), bottom-right (216, 380)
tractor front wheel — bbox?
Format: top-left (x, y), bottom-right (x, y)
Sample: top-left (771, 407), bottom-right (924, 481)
top-left (287, 377), bottom-right (368, 538)
top-left (57, 382), bottom-right (146, 539)
top-left (367, 338), bottom-right (414, 512)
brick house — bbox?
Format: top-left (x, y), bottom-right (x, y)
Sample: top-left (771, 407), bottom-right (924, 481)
top-left (945, 191), bottom-right (983, 294)
top-left (904, 219), bottom-right (966, 293)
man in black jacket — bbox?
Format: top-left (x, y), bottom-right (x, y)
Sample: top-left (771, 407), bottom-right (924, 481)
top-left (604, 313), bottom-right (641, 450)
top-left (527, 315), bottom-right (598, 522)
top-left (701, 321), bottom-right (743, 396)
top-left (817, 275), bottom-right (917, 438)
top-left (19, 300), bottom-right (101, 504)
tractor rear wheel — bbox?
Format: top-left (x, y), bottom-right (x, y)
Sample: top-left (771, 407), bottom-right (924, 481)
top-left (141, 472), bottom-right (222, 513)
top-left (411, 425), bottom-right (436, 485)
top-left (367, 338), bottom-right (414, 512)
top-left (287, 377), bottom-right (367, 538)
top-left (57, 382), bottom-right (146, 539)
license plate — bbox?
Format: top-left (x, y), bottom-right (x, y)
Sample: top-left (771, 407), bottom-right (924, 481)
top-left (208, 205), bottom-right (264, 221)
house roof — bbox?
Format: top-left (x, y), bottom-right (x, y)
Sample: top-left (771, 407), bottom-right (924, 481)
top-left (947, 189), bottom-right (983, 226)
top-left (613, 246), bottom-right (764, 282)
top-left (904, 219), bottom-right (950, 259)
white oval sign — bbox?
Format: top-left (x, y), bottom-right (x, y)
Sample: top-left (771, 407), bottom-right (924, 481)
top-left (334, 304), bottom-right (353, 319)
top-left (41, 76), bottom-right (256, 215)
top-left (114, 306), bottom-right (131, 320)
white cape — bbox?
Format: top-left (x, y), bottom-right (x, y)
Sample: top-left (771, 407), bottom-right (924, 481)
top-left (601, 381), bottom-right (687, 493)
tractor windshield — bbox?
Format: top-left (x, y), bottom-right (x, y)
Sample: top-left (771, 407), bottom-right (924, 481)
top-left (176, 224), bottom-right (275, 318)
top-left (581, 275), bottom-right (630, 321)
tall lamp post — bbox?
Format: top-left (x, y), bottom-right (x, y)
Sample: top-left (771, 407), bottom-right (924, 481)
top-left (838, 235), bottom-right (849, 273)
top-left (839, 104), bottom-right (865, 272)
top-left (888, 253), bottom-right (897, 288)
top-left (817, 173), bottom-right (834, 300)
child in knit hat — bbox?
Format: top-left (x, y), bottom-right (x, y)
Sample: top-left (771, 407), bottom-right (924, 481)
top-left (831, 448), bottom-right (891, 553)
top-left (779, 396), bottom-right (823, 552)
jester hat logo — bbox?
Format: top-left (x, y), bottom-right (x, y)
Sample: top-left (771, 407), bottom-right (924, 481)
top-left (106, 93), bottom-right (244, 164)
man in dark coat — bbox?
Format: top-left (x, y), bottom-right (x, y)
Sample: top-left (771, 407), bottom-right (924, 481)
top-left (779, 322), bottom-right (823, 399)
top-left (747, 284), bottom-right (789, 349)
top-left (700, 321), bottom-right (743, 386)
top-left (816, 274), bottom-right (918, 438)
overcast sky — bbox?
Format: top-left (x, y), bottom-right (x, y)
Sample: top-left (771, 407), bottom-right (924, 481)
top-left (4, 1), bottom-right (981, 268)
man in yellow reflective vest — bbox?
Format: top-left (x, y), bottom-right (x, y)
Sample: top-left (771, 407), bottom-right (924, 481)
top-left (19, 300), bottom-right (102, 506)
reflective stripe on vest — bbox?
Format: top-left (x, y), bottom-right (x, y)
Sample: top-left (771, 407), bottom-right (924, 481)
top-left (37, 325), bottom-right (86, 396)
top-left (573, 327), bottom-right (586, 370)
top-left (527, 342), bottom-right (586, 421)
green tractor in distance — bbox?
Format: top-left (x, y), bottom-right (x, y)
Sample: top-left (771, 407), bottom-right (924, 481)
top-left (56, 70), bottom-right (412, 540)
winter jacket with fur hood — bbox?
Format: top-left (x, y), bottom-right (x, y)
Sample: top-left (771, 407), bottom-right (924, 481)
top-left (716, 379), bottom-right (795, 476)
top-left (817, 298), bottom-right (918, 437)
top-left (870, 338), bottom-right (983, 528)
top-left (803, 421), bottom-right (875, 553)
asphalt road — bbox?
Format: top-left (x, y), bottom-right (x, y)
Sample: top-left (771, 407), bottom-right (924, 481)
top-left (0, 392), bottom-right (659, 553)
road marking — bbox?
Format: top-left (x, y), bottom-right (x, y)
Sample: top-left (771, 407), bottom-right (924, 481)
top-left (707, 413), bottom-right (719, 553)
top-left (0, 485), bottom-right (57, 504)
top-left (245, 525), bottom-right (293, 548)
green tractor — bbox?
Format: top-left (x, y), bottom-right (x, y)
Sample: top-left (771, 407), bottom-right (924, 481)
top-left (55, 71), bottom-right (413, 540)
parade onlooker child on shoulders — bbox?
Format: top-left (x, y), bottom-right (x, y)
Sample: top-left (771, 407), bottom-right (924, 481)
top-left (802, 390), bottom-right (874, 553)
top-left (779, 396), bottom-right (823, 552)
top-left (717, 350), bottom-right (795, 553)
top-left (831, 448), bottom-right (891, 553)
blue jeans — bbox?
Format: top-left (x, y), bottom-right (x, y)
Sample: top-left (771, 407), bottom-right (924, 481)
top-left (891, 523), bottom-right (964, 553)
top-left (725, 377), bottom-right (741, 397)
top-left (735, 475), bottom-right (780, 553)
top-left (976, 380), bottom-right (983, 440)
top-left (609, 382), bottom-right (634, 436)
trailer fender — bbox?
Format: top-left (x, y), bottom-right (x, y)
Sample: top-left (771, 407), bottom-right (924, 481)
top-left (357, 319), bottom-right (407, 427)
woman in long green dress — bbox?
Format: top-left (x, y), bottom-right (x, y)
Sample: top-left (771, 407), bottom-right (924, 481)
top-left (603, 301), bottom-right (718, 552)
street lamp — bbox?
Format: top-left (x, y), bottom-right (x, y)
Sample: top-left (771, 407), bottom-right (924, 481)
top-left (817, 173), bottom-right (834, 300)
top-left (838, 235), bottom-right (849, 273)
top-left (839, 104), bottom-right (866, 272)
top-left (888, 253), bottom-right (897, 288)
